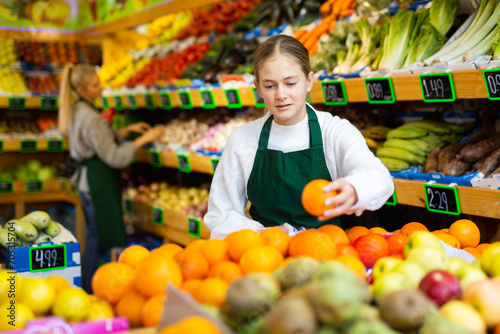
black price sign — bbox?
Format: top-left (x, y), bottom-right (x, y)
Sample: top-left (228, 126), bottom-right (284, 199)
top-left (385, 191), bottom-right (397, 206)
top-left (127, 95), bottom-right (137, 109)
top-left (9, 96), bottom-right (26, 110)
top-left (101, 96), bottom-right (109, 109)
top-left (187, 217), bottom-right (201, 238)
top-left (424, 183), bottom-right (460, 215)
top-left (150, 150), bottom-right (163, 168)
top-left (211, 157), bottom-right (220, 174)
top-left (113, 95), bottom-right (123, 110)
top-left (225, 89), bottom-right (242, 108)
top-left (200, 90), bottom-right (216, 109)
top-left (419, 73), bottom-right (455, 102)
top-left (123, 198), bottom-right (133, 214)
top-left (26, 179), bottom-right (43, 192)
top-left (365, 78), bottom-right (395, 104)
top-left (144, 94), bottom-right (155, 109)
top-left (177, 154), bottom-right (192, 173)
top-left (178, 91), bottom-right (193, 109)
top-left (40, 96), bottom-right (57, 110)
top-left (483, 69), bottom-right (500, 100)
top-left (322, 80), bottom-right (347, 105)
top-left (21, 139), bottom-right (37, 153)
top-left (0, 180), bottom-right (13, 194)
top-left (160, 93), bottom-right (173, 110)
top-left (0, 140), bottom-right (3, 153)
top-left (30, 244), bottom-right (67, 272)
top-left (47, 138), bottom-right (63, 152)
top-left (252, 87), bottom-right (265, 107)
top-left (152, 206), bottom-right (164, 225)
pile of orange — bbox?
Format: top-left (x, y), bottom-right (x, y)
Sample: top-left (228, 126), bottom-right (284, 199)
top-left (160, 315), bottom-right (223, 334)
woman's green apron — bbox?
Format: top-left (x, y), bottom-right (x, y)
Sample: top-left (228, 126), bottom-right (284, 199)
top-left (247, 105), bottom-right (341, 229)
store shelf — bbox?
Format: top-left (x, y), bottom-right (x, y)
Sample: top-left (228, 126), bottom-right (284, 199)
top-left (0, 137), bottom-right (69, 152)
top-left (124, 199), bottom-right (210, 246)
top-left (135, 148), bottom-right (217, 174)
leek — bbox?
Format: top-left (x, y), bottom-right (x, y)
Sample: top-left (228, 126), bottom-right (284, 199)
top-left (383, 9), bottom-right (416, 70)
top-left (404, 24), bottom-right (446, 67)
top-left (494, 17), bottom-right (500, 59)
top-left (429, 0), bottom-right (459, 36)
top-left (446, 29), bottom-right (498, 63)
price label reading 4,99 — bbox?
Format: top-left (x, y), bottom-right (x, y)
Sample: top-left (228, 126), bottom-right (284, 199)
top-left (419, 73), bottom-right (455, 102)
top-left (187, 217), bottom-right (201, 238)
top-left (225, 89), bottom-right (242, 108)
top-left (424, 184), bottom-right (460, 215)
top-left (200, 90), bottom-right (216, 109)
top-left (30, 244), bottom-right (66, 272)
top-left (321, 81), bottom-right (347, 105)
top-left (483, 69), bottom-right (500, 100)
top-left (152, 207), bottom-right (164, 225)
top-left (365, 78), bottom-right (395, 104)
top-left (178, 91), bottom-right (193, 109)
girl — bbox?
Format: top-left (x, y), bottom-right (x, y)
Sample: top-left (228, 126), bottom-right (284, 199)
top-left (58, 64), bottom-right (163, 293)
top-left (204, 35), bottom-right (393, 239)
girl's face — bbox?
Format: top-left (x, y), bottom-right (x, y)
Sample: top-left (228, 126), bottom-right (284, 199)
top-left (77, 73), bottom-right (102, 102)
top-left (255, 54), bottom-right (314, 126)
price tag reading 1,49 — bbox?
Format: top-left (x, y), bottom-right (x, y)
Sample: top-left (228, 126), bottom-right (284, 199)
top-left (9, 97), bottom-right (26, 110)
top-left (177, 154), bottom-right (192, 173)
top-left (225, 89), bottom-right (242, 108)
top-left (322, 80), bottom-right (347, 105)
top-left (187, 217), bottom-right (201, 238)
top-left (419, 73), bottom-right (455, 102)
top-left (483, 69), bottom-right (500, 100)
top-left (424, 183), bottom-right (460, 215)
top-left (144, 94), bottom-right (155, 109)
top-left (152, 207), bottom-right (164, 225)
top-left (160, 93), bottom-right (173, 110)
top-left (365, 78), bottom-right (395, 104)
top-left (30, 244), bottom-right (66, 272)
top-left (200, 90), bottom-right (216, 109)
top-left (179, 91), bottom-right (193, 109)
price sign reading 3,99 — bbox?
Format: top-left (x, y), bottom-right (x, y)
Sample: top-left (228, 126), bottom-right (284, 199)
top-left (483, 69), bottom-right (500, 100)
top-left (321, 80), bottom-right (347, 105)
top-left (30, 244), bottom-right (66, 272)
top-left (424, 184), bottom-right (460, 215)
top-left (419, 73), bottom-right (455, 102)
top-left (365, 78), bottom-right (395, 104)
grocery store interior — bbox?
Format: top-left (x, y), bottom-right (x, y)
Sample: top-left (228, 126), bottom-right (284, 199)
top-left (2, 0), bottom-right (500, 333)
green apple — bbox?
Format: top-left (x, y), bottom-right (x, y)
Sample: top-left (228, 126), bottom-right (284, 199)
top-left (448, 257), bottom-right (469, 276)
top-left (472, 258), bottom-right (482, 269)
top-left (390, 260), bottom-right (426, 288)
top-left (440, 300), bottom-right (486, 334)
top-left (480, 242), bottom-right (500, 275)
top-left (371, 272), bottom-right (407, 300)
top-left (404, 231), bottom-right (444, 257)
top-left (455, 265), bottom-right (487, 291)
top-left (372, 257), bottom-right (403, 282)
top-left (406, 247), bottom-right (449, 273)
top-left (489, 252), bottom-right (500, 277)
top-left (463, 279), bottom-right (500, 328)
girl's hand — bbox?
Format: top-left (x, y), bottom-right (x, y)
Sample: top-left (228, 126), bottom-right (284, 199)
top-left (318, 179), bottom-right (362, 221)
top-left (127, 122), bottom-right (152, 134)
top-left (133, 127), bottom-right (164, 148)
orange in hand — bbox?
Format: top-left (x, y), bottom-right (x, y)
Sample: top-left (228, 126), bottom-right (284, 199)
top-left (302, 179), bottom-right (338, 216)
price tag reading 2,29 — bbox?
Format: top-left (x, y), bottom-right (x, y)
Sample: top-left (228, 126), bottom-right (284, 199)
top-left (365, 77), bottom-right (395, 104)
top-left (419, 73), bottom-right (455, 102)
top-left (483, 69), bottom-right (500, 100)
top-left (30, 244), bottom-right (66, 272)
top-left (200, 90), bottom-right (216, 109)
top-left (321, 80), bottom-right (347, 105)
top-left (424, 183), bottom-right (460, 215)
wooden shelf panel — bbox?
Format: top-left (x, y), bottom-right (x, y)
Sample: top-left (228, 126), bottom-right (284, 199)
top-left (1, 138), bottom-right (69, 152)
top-left (135, 149), bottom-right (216, 175)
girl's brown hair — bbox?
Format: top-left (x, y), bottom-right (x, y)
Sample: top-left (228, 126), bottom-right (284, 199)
top-left (253, 35), bottom-right (311, 83)
top-left (58, 63), bottom-right (96, 134)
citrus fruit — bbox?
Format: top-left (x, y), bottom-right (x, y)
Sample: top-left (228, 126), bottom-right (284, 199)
top-left (449, 219), bottom-right (480, 248)
top-left (387, 232), bottom-right (407, 256)
top-left (184, 239), bottom-right (207, 253)
top-left (199, 239), bottom-right (229, 266)
top-left (151, 243), bottom-right (184, 258)
top-left (161, 326), bottom-right (180, 334)
top-left (19, 278), bottom-right (55, 315)
top-left (225, 229), bottom-right (263, 262)
top-left (335, 255), bottom-right (366, 278)
top-left (301, 179), bottom-right (337, 216)
top-left (336, 243), bottom-right (360, 257)
top-left (208, 261), bottom-right (243, 283)
top-left (434, 232), bottom-right (461, 249)
top-left (193, 277), bottom-right (228, 308)
top-left (463, 247), bottom-right (481, 258)
top-left (346, 226), bottom-right (370, 243)
top-left (141, 294), bottom-right (166, 327)
top-left (46, 275), bottom-right (71, 294)
top-left (115, 289), bottom-right (146, 327)
top-left (86, 299), bottom-right (114, 320)
top-left (134, 253), bottom-right (183, 297)
top-left (0, 301), bottom-right (34, 330)
top-left (318, 224), bottom-right (349, 244)
top-left (239, 245), bottom-right (284, 274)
top-left (118, 245), bottom-right (150, 268)
top-left (176, 316), bottom-right (222, 334)
top-left (288, 229), bottom-right (337, 261)
top-left (353, 233), bottom-right (390, 268)
top-left (178, 251), bottom-right (210, 280)
top-left (91, 262), bottom-right (136, 304)
top-left (179, 279), bottom-right (202, 296)
top-left (260, 227), bottom-right (291, 256)
top-left (52, 288), bottom-right (90, 322)
top-left (400, 222), bottom-right (428, 237)
top-left (476, 243), bottom-right (491, 256)
top-left (369, 227), bottom-right (388, 234)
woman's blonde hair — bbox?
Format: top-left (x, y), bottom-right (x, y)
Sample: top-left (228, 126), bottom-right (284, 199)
top-left (58, 63), bottom-right (96, 134)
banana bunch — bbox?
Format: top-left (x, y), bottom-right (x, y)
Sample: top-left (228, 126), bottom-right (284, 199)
top-left (0, 210), bottom-right (61, 248)
top-left (361, 126), bottom-right (391, 152)
top-left (376, 120), bottom-right (474, 171)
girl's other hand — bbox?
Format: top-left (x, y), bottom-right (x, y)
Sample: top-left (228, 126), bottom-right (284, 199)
top-left (134, 126), bottom-right (164, 148)
top-left (318, 179), bottom-right (362, 221)
top-left (128, 122), bottom-right (152, 134)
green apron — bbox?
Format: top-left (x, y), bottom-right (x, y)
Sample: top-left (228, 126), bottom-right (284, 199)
top-left (247, 105), bottom-right (341, 229)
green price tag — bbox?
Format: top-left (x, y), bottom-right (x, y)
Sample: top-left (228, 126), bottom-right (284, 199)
top-left (152, 206), bottom-right (164, 225)
top-left (123, 198), bottom-right (133, 214)
top-left (211, 157), bottom-right (220, 175)
top-left (29, 244), bottom-right (67, 272)
top-left (224, 89), bottom-right (242, 108)
top-left (424, 183), bottom-right (460, 215)
top-left (177, 154), bottom-right (192, 173)
top-left (385, 192), bottom-right (397, 206)
top-left (187, 217), bottom-right (201, 238)
top-left (365, 77), bottom-right (395, 104)
top-left (60, 178), bottom-right (67, 191)
top-left (113, 95), bottom-right (123, 110)
top-left (160, 93), bottom-right (173, 110)
top-left (47, 138), bottom-right (63, 152)
top-left (101, 96), bottom-right (109, 109)
top-left (144, 94), bottom-right (155, 109)
top-left (26, 179), bottom-right (43, 193)
top-left (0, 140), bottom-right (3, 153)
top-left (20, 139), bottom-right (37, 153)
top-left (321, 80), bottom-right (348, 105)
top-left (9, 96), bottom-right (26, 110)
top-left (252, 87), bottom-right (265, 108)
top-left (150, 150), bottom-right (163, 168)
top-left (178, 91), bottom-right (193, 109)
top-left (126, 95), bottom-right (138, 109)
top-left (0, 180), bottom-right (13, 194)
top-left (482, 69), bottom-right (500, 100)
top-left (419, 73), bottom-right (455, 102)
top-left (200, 90), bottom-right (216, 109)
top-left (40, 96), bottom-right (57, 110)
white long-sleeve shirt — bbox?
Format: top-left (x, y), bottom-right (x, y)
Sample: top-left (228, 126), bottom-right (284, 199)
top-left (204, 105), bottom-right (394, 239)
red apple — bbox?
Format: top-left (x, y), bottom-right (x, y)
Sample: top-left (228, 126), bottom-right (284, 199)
top-left (353, 234), bottom-right (390, 268)
top-left (419, 270), bottom-right (461, 306)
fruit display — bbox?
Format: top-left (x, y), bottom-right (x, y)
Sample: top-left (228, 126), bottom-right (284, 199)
top-left (78, 42), bottom-right (103, 65)
top-left (0, 159), bottom-right (57, 182)
top-left (0, 117), bottom-right (59, 135)
top-left (0, 39), bottom-right (18, 66)
top-left (16, 41), bottom-right (50, 68)
top-left (26, 73), bottom-right (58, 95)
top-left (47, 42), bottom-right (79, 67)
top-left (0, 68), bottom-right (29, 95)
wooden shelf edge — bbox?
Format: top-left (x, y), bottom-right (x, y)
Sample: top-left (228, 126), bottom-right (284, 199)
top-left (135, 148), bottom-right (216, 175)
top-left (1, 138), bottom-right (69, 152)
